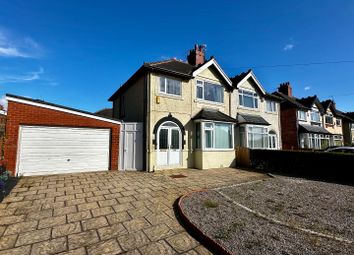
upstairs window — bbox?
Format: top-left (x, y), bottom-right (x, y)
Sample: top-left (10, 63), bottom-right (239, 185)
top-left (336, 119), bottom-right (341, 126)
top-left (239, 89), bottom-right (258, 109)
top-left (325, 115), bottom-right (334, 125)
top-left (266, 101), bottom-right (277, 112)
top-left (196, 80), bottom-right (224, 103)
top-left (311, 111), bottom-right (321, 123)
top-left (298, 111), bottom-right (307, 121)
top-left (159, 77), bottom-right (181, 96)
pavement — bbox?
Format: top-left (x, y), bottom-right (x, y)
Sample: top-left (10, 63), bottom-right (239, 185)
top-left (0, 168), bottom-right (266, 255)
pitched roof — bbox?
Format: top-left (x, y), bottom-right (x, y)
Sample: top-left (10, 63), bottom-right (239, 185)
top-left (346, 112), bottom-right (354, 120)
top-left (321, 100), bottom-right (332, 111)
top-left (296, 96), bottom-right (318, 108)
top-left (230, 69), bottom-right (266, 95)
top-left (298, 124), bottom-right (331, 134)
top-left (144, 59), bottom-right (195, 77)
top-left (230, 69), bottom-right (252, 85)
top-left (273, 91), bottom-right (310, 110)
top-left (264, 92), bottom-right (282, 102)
top-left (236, 113), bottom-right (270, 126)
top-left (192, 108), bottom-right (236, 123)
top-left (95, 108), bottom-right (113, 118)
top-left (6, 94), bottom-right (120, 124)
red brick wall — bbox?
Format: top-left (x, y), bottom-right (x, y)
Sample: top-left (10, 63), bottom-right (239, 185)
top-left (4, 101), bottom-right (120, 176)
top-left (279, 107), bottom-right (299, 150)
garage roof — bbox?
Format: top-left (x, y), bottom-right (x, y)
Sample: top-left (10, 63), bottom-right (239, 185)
top-left (6, 94), bottom-right (121, 124)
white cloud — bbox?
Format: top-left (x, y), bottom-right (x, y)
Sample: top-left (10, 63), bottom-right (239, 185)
top-left (304, 86), bottom-right (311, 91)
top-left (0, 67), bottom-right (44, 83)
top-left (0, 29), bottom-right (42, 58)
top-left (0, 95), bottom-right (7, 110)
top-left (283, 44), bottom-right (295, 51)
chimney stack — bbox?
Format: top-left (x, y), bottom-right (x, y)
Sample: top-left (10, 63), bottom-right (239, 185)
top-left (187, 44), bottom-right (206, 66)
top-left (278, 82), bottom-right (293, 97)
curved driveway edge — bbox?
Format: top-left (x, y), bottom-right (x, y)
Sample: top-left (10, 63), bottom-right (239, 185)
top-left (177, 190), bottom-right (233, 255)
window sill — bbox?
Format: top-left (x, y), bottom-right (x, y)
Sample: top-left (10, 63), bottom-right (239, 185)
top-left (194, 99), bottom-right (224, 106)
top-left (265, 111), bottom-right (278, 115)
top-left (237, 106), bottom-right (259, 112)
top-left (195, 148), bottom-right (235, 152)
top-left (157, 93), bottom-right (183, 101)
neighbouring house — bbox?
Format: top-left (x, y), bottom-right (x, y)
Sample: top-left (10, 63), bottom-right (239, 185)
top-left (4, 94), bottom-right (121, 176)
top-left (274, 82), bottom-right (331, 150)
top-left (320, 100), bottom-right (344, 146)
top-left (274, 82), bottom-right (352, 150)
top-left (231, 70), bottom-right (282, 150)
top-left (345, 112), bottom-right (354, 145)
top-left (110, 45), bottom-right (237, 171)
top-left (95, 108), bottom-right (113, 118)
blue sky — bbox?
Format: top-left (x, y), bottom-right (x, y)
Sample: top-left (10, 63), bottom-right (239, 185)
top-left (0, 0), bottom-right (354, 112)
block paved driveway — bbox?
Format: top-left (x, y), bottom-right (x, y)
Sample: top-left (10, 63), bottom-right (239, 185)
top-left (0, 168), bottom-right (266, 255)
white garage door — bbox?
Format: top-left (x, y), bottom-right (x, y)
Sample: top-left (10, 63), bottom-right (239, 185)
top-left (17, 126), bottom-right (110, 176)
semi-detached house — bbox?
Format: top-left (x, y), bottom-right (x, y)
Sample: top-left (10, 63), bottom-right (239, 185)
top-left (110, 45), bottom-right (282, 171)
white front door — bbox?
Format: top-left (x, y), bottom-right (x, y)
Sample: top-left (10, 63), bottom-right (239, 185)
top-left (157, 122), bottom-right (181, 167)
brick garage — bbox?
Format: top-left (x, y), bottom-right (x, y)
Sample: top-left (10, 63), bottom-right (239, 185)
top-left (4, 94), bottom-right (120, 176)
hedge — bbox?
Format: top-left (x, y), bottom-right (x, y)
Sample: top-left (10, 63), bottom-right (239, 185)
top-left (249, 149), bottom-right (354, 183)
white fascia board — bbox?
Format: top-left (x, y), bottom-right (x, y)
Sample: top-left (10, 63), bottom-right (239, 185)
top-left (237, 71), bottom-right (266, 95)
top-left (192, 59), bottom-right (233, 87)
top-left (6, 96), bottom-right (121, 125)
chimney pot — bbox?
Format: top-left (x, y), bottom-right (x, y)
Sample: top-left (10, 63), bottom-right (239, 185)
top-left (278, 82), bottom-right (293, 97)
top-left (187, 44), bottom-right (206, 66)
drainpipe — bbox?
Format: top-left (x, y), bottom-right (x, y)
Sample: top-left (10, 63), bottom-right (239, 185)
top-left (145, 73), bottom-right (152, 172)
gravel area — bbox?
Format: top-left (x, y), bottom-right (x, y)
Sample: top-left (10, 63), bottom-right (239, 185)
top-left (180, 177), bottom-right (354, 255)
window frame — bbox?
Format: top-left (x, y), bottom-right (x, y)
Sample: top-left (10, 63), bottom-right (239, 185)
top-left (245, 125), bottom-right (268, 149)
top-left (195, 80), bottom-right (224, 103)
top-left (196, 121), bottom-right (234, 151)
top-left (310, 110), bottom-right (321, 123)
top-left (325, 114), bottom-right (334, 125)
top-left (336, 118), bottom-right (341, 127)
top-left (268, 133), bottom-right (278, 149)
top-left (158, 76), bottom-right (182, 97)
top-left (266, 100), bottom-right (277, 113)
top-left (238, 89), bottom-right (259, 109)
top-left (298, 110), bottom-right (307, 121)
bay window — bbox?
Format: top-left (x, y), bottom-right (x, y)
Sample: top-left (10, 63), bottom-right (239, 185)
top-left (196, 122), bottom-right (233, 150)
top-left (247, 126), bottom-right (268, 149)
top-left (196, 80), bottom-right (224, 103)
top-left (239, 90), bottom-right (258, 109)
top-left (159, 76), bottom-right (181, 96)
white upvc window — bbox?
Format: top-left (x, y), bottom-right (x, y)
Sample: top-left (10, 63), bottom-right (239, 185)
top-left (268, 132), bottom-right (278, 149)
top-left (246, 125), bottom-right (268, 149)
top-left (266, 101), bottom-right (277, 112)
top-left (159, 76), bottom-right (181, 96)
top-left (197, 122), bottom-right (234, 150)
top-left (298, 110), bottom-right (307, 121)
top-left (311, 110), bottom-right (321, 123)
top-left (196, 80), bottom-right (224, 103)
top-left (239, 89), bottom-right (258, 109)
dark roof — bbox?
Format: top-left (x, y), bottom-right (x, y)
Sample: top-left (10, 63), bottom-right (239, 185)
top-left (6, 94), bottom-right (120, 123)
top-left (236, 113), bottom-right (270, 126)
top-left (230, 69), bottom-right (252, 87)
top-left (109, 59), bottom-right (197, 101)
top-left (95, 108), bottom-right (113, 118)
top-left (192, 108), bottom-right (236, 123)
top-left (296, 96), bottom-right (318, 108)
top-left (321, 100), bottom-right (332, 111)
top-left (298, 124), bottom-right (331, 134)
top-left (264, 92), bottom-right (282, 102)
top-left (273, 91), bottom-right (310, 110)
top-left (338, 111), bottom-right (354, 122)
top-left (144, 59), bottom-right (195, 77)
